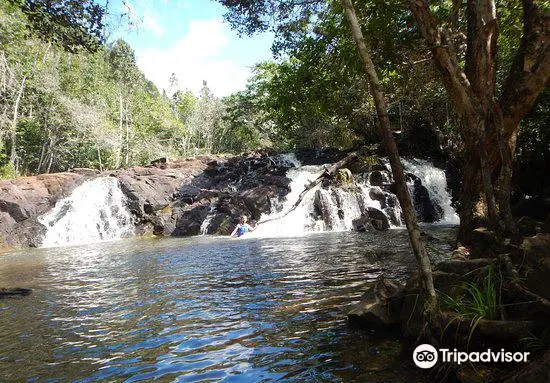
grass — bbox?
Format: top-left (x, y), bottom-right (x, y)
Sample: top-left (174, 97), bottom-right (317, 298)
top-left (440, 266), bottom-right (499, 320)
top-left (439, 266), bottom-right (500, 346)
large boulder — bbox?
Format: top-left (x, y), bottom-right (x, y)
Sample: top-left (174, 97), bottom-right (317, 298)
top-left (366, 207), bottom-right (390, 231)
top-left (408, 174), bottom-right (442, 223)
top-left (348, 278), bottom-right (404, 330)
top-left (172, 204), bottom-right (211, 236)
top-left (240, 185), bottom-right (278, 220)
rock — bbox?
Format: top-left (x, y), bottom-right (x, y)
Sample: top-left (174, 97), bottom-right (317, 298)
top-left (352, 216), bottom-right (373, 232)
top-left (348, 278), bottom-right (404, 330)
top-left (150, 157), bottom-right (167, 168)
top-left (408, 174), bottom-right (442, 223)
top-left (469, 227), bottom-right (500, 258)
top-left (0, 287), bottom-right (32, 298)
top-left (335, 168), bottom-right (353, 185)
top-left (503, 350), bottom-right (550, 383)
top-left (0, 172), bottom-right (87, 247)
top-left (117, 167), bottom-right (198, 218)
top-left (366, 207), bottom-right (390, 231)
top-left (240, 185), bottom-right (278, 220)
top-left (369, 171), bottom-right (390, 186)
top-left (172, 204), bottom-right (210, 236)
top-left (451, 246), bottom-right (471, 260)
top-left (369, 188), bottom-right (388, 208)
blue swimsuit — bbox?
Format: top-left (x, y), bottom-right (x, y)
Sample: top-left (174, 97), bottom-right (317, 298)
top-left (236, 224), bottom-right (249, 237)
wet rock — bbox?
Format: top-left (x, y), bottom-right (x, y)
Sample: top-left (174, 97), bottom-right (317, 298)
top-left (172, 204), bottom-right (210, 236)
top-left (366, 207), bottom-right (390, 231)
top-left (352, 216), bottom-right (373, 232)
top-left (240, 185), bottom-right (278, 220)
top-left (0, 172), bottom-right (87, 247)
top-left (408, 173), bottom-right (442, 223)
top-left (369, 188), bottom-right (388, 209)
top-left (335, 168), bottom-right (353, 185)
top-left (369, 171), bottom-right (390, 187)
top-left (348, 278), bottom-right (404, 330)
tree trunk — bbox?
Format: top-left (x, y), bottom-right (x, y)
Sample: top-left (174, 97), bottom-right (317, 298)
top-left (342, 0), bottom-right (437, 310)
top-left (116, 91), bottom-right (123, 169)
top-left (125, 100), bottom-right (130, 166)
top-left (407, 0), bottom-right (549, 242)
top-left (9, 75), bottom-right (26, 172)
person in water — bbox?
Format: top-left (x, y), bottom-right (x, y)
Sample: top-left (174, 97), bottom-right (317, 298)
top-left (230, 215), bottom-right (255, 237)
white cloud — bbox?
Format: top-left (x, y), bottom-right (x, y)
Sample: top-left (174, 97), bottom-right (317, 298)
top-left (143, 13), bottom-right (164, 36)
top-left (136, 19), bottom-right (250, 97)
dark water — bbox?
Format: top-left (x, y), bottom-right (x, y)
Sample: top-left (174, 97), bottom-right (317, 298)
top-left (0, 229), bottom-right (455, 382)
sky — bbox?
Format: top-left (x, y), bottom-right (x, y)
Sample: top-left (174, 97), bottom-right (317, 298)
top-left (108, 0), bottom-right (275, 97)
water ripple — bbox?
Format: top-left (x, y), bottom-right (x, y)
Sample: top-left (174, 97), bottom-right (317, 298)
top-left (0, 228), bottom-right (456, 382)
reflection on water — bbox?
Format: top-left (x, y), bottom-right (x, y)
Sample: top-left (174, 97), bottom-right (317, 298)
top-left (0, 228), bottom-right (455, 382)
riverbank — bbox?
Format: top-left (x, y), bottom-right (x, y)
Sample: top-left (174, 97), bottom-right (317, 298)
top-left (348, 227), bottom-right (550, 382)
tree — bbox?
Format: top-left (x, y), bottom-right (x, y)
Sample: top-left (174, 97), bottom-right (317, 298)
top-left (406, 0), bottom-right (549, 241)
top-left (8, 0), bottom-right (107, 52)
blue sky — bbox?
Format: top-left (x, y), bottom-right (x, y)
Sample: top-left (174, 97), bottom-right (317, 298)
top-left (108, 0), bottom-right (275, 97)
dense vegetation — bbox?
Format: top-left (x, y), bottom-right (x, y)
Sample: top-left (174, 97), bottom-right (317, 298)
top-left (0, 1), bottom-right (253, 177)
top-left (1, 0), bottom-right (548, 233)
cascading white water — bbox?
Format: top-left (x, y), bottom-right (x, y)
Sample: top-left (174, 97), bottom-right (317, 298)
top-left (250, 156), bottom-right (326, 237)
top-left (248, 154), bottom-right (458, 237)
top-left (38, 177), bottom-right (134, 248)
top-left (401, 158), bottom-right (459, 224)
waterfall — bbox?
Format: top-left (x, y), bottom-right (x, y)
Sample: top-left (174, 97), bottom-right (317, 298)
top-left (401, 158), bottom-right (459, 224)
top-left (38, 177), bottom-right (134, 248)
top-left (250, 157), bottom-right (326, 237)
top-left (200, 207), bottom-right (217, 235)
top-left (249, 154), bottom-right (458, 237)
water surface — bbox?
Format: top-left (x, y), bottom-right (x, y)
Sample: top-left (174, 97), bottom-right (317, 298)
top-left (0, 229), bottom-right (455, 382)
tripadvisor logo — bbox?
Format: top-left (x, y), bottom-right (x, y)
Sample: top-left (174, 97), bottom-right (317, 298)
top-left (413, 344), bottom-right (530, 369)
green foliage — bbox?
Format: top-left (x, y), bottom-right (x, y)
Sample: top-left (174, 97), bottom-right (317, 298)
top-left (8, 0), bottom-right (106, 52)
top-left (440, 267), bottom-right (499, 321)
top-left (0, 2), bottom-right (189, 175)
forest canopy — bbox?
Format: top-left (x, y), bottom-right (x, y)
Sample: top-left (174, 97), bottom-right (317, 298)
top-left (0, 0), bottom-right (548, 199)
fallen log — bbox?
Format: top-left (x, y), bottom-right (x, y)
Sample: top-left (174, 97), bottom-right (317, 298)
top-left (440, 312), bottom-right (536, 340)
top-left (257, 152), bottom-right (358, 226)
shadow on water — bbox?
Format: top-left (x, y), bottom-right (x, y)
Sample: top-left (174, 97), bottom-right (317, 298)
top-left (0, 227), bottom-right (456, 382)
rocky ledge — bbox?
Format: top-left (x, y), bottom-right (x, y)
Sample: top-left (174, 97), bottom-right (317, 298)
top-left (1, 149), bottom-right (444, 250)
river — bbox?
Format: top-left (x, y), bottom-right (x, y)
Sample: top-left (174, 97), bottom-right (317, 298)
top-left (0, 228), bottom-right (456, 382)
